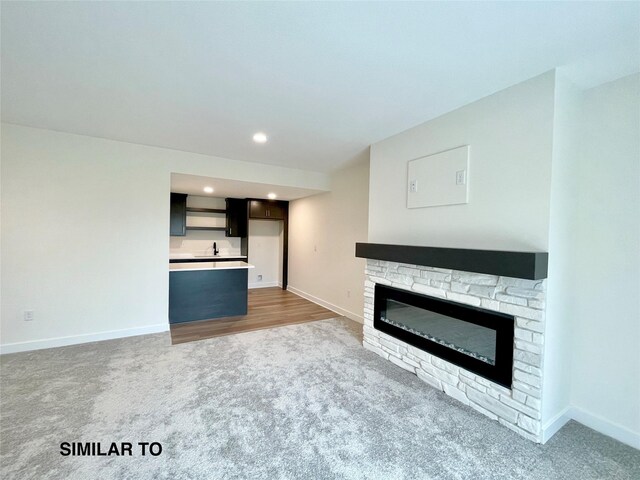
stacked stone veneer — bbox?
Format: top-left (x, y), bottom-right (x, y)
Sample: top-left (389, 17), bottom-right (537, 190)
top-left (363, 259), bottom-right (546, 442)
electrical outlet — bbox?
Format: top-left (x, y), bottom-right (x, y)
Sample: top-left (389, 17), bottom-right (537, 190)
top-left (409, 179), bottom-right (418, 193)
top-left (347, 290), bottom-right (351, 298)
top-left (24, 310), bottom-right (34, 321)
top-left (456, 170), bottom-right (466, 185)
top-left (257, 274), bottom-right (263, 281)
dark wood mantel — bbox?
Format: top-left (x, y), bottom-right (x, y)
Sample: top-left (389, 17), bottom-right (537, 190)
top-left (355, 243), bottom-right (548, 280)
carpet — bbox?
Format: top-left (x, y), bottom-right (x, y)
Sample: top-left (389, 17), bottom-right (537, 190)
top-left (1, 318), bottom-right (638, 479)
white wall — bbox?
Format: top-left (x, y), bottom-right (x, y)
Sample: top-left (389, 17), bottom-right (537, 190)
top-left (568, 73), bottom-right (640, 447)
top-left (0, 124), bottom-right (330, 352)
top-left (248, 219), bottom-right (282, 288)
top-left (369, 71), bottom-right (556, 251)
top-left (542, 71), bottom-right (583, 437)
top-left (288, 159), bottom-right (369, 322)
top-left (366, 69), bottom-right (640, 447)
top-left (1, 126), bottom-right (168, 350)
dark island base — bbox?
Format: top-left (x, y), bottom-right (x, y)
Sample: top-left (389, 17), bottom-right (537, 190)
top-left (169, 268), bottom-right (248, 324)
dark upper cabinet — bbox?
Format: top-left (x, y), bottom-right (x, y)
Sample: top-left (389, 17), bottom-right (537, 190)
top-left (170, 193), bottom-right (187, 236)
top-left (249, 200), bottom-right (286, 220)
top-left (248, 200), bottom-right (267, 219)
top-left (225, 198), bottom-right (248, 237)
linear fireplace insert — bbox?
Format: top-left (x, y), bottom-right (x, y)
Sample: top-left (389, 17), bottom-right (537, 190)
top-left (374, 284), bottom-right (514, 387)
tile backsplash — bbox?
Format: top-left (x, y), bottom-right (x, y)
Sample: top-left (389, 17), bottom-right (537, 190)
top-left (170, 230), bottom-right (242, 257)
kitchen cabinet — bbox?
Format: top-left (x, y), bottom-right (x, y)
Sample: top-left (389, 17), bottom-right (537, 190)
top-left (249, 199), bottom-right (286, 220)
top-left (171, 194), bottom-right (227, 234)
top-left (225, 198), bottom-right (248, 237)
top-left (170, 193), bottom-right (187, 236)
top-left (169, 262), bottom-right (253, 324)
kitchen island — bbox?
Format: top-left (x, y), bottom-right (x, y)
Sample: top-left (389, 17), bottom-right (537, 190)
top-left (169, 261), bottom-right (254, 324)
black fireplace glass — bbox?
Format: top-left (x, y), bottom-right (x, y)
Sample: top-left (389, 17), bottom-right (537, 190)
top-left (384, 299), bottom-right (497, 365)
top-left (374, 284), bottom-right (514, 387)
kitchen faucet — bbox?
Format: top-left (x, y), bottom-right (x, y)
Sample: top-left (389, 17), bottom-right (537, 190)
top-left (213, 242), bottom-right (219, 256)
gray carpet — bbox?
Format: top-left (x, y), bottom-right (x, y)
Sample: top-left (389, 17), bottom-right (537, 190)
top-left (1, 318), bottom-right (638, 480)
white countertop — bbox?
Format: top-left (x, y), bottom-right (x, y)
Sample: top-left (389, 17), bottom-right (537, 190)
top-left (170, 261), bottom-right (255, 272)
top-left (169, 254), bottom-right (247, 260)
top-left (191, 255), bottom-right (247, 260)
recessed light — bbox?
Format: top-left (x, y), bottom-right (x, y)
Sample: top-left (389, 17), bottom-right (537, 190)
top-left (267, 193), bottom-right (277, 199)
top-left (203, 186), bottom-right (214, 194)
top-left (253, 132), bottom-right (268, 143)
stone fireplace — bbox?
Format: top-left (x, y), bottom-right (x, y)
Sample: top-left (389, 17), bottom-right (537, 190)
top-left (357, 243), bottom-right (548, 442)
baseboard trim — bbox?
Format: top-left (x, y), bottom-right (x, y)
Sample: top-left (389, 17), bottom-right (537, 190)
top-left (286, 285), bottom-right (364, 324)
top-left (248, 281), bottom-right (280, 289)
top-left (0, 323), bottom-right (170, 355)
top-left (541, 405), bottom-right (640, 449)
top-left (542, 407), bottom-right (571, 444)
top-left (568, 406), bottom-right (640, 450)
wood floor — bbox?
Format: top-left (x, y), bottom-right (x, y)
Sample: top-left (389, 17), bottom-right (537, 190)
top-left (170, 287), bottom-right (338, 345)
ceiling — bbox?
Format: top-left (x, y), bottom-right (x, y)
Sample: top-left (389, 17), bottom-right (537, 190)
top-left (2, 2), bottom-right (638, 173)
top-left (170, 173), bottom-right (325, 201)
